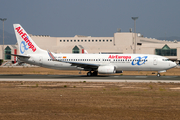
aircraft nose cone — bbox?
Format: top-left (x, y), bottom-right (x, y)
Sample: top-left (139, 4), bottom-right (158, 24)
top-left (171, 62), bottom-right (177, 68)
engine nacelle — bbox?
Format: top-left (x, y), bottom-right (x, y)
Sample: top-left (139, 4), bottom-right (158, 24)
top-left (98, 66), bottom-right (116, 74)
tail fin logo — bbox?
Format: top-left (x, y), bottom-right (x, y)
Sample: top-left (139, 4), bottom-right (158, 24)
top-left (20, 41), bottom-right (29, 54)
top-left (15, 26), bottom-right (36, 53)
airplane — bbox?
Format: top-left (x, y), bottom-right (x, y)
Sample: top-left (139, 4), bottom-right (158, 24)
top-left (10, 24), bottom-right (177, 77)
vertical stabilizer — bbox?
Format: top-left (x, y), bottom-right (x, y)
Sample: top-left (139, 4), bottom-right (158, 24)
top-left (13, 24), bottom-right (44, 55)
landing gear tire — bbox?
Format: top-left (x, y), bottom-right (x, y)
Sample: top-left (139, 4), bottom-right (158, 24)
top-left (87, 72), bottom-right (92, 76)
top-left (157, 73), bottom-right (161, 77)
top-left (87, 71), bottom-right (98, 76)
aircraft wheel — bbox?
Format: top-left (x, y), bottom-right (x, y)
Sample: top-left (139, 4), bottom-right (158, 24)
top-left (87, 72), bottom-right (92, 76)
top-left (157, 73), bottom-right (161, 77)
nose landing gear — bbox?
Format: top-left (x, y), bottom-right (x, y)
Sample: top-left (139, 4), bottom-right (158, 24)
top-left (157, 73), bottom-right (161, 77)
top-left (156, 70), bottom-right (166, 77)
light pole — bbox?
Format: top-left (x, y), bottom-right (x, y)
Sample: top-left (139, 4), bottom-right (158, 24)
top-left (132, 17), bottom-right (138, 54)
top-left (0, 18), bottom-right (7, 61)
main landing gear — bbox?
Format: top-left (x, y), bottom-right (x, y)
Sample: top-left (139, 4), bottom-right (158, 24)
top-left (87, 71), bottom-right (98, 76)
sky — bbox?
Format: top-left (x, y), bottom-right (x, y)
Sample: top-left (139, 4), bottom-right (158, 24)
top-left (0, 0), bottom-right (180, 39)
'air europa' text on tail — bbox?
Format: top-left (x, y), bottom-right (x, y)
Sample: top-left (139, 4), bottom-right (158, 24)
top-left (15, 26), bottom-right (36, 52)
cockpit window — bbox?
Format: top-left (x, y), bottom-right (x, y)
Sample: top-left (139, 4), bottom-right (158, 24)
top-left (162, 59), bottom-right (170, 61)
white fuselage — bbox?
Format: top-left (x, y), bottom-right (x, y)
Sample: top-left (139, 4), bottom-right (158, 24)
top-left (19, 53), bottom-right (176, 72)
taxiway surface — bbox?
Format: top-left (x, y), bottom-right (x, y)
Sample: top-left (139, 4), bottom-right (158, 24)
top-left (0, 74), bottom-right (180, 83)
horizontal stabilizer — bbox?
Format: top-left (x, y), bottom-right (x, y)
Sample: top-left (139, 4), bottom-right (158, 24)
top-left (6, 53), bottom-right (30, 58)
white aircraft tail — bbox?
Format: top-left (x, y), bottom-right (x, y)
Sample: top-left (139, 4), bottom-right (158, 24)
top-left (13, 24), bottom-right (44, 55)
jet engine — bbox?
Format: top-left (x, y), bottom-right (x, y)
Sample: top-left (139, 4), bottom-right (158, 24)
top-left (98, 66), bottom-right (116, 74)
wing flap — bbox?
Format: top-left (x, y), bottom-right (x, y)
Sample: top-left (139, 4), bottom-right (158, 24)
top-left (66, 61), bottom-right (99, 68)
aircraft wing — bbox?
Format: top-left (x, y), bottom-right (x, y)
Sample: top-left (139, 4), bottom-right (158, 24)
top-left (6, 53), bottom-right (30, 58)
top-left (63, 61), bottom-right (99, 69)
top-left (47, 50), bottom-right (99, 69)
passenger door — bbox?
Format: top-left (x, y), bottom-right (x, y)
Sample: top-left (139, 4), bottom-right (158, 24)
top-left (153, 57), bottom-right (157, 65)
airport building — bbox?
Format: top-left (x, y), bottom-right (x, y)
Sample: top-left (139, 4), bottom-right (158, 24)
top-left (1, 31), bottom-right (180, 65)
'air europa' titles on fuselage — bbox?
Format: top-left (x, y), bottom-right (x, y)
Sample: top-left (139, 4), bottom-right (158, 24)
top-left (108, 55), bottom-right (131, 59)
top-left (15, 26), bottom-right (36, 52)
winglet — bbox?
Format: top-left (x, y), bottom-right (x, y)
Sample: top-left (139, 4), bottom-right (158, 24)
top-left (47, 50), bottom-right (57, 61)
